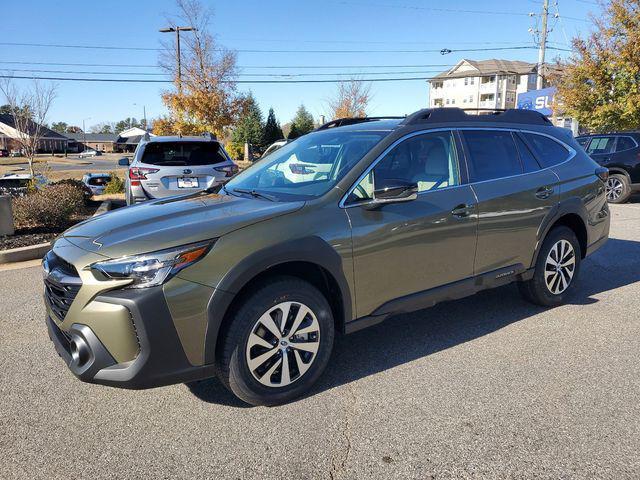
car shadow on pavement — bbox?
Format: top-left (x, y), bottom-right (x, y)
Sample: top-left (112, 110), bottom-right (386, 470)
top-left (188, 237), bottom-right (640, 407)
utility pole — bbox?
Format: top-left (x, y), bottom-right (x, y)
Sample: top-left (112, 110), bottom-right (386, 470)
top-left (536, 0), bottom-right (550, 90)
top-left (159, 26), bottom-right (196, 88)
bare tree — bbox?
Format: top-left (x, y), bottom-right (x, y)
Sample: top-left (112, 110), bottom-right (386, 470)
top-left (327, 79), bottom-right (372, 119)
top-left (0, 78), bottom-right (56, 177)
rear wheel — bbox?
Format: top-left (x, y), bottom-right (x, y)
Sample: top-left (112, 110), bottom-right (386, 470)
top-left (519, 226), bottom-right (581, 307)
top-left (216, 276), bottom-right (334, 406)
top-left (606, 173), bottom-right (631, 204)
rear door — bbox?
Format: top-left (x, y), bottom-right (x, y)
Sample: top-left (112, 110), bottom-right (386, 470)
top-left (584, 135), bottom-right (616, 165)
top-left (138, 141), bottom-right (231, 198)
top-left (461, 129), bottom-right (560, 275)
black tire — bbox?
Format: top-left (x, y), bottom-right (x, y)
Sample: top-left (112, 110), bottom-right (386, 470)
top-left (216, 276), bottom-right (335, 406)
top-left (519, 226), bottom-right (581, 307)
top-left (606, 173), bottom-right (631, 204)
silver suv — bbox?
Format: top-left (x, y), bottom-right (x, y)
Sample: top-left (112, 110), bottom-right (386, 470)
top-left (121, 134), bottom-right (237, 205)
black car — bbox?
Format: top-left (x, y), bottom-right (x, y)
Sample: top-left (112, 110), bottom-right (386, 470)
top-left (576, 132), bottom-right (640, 203)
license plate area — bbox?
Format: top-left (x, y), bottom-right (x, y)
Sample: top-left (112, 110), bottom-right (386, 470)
top-left (177, 177), bottom-right (199, 188)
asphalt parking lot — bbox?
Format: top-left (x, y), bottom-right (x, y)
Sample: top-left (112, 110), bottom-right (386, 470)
top-left (2, 202), bottom-right (640, 479)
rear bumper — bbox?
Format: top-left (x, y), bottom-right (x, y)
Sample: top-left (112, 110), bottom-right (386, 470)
top-left (46, 286), bottom-right (216, 389)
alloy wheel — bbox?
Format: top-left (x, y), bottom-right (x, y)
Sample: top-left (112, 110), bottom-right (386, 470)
top-left (544, 239), bottom-right (576, 295)
top-left (606, 177), bottom-right (624, 201)
top-left (245, 301), bottom-right (320, 388)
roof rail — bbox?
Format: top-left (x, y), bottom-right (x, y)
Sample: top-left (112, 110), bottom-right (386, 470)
top-left (315, 116), bottom-right (405, 131)
top-left (400, 107), bottom-right (552, 126)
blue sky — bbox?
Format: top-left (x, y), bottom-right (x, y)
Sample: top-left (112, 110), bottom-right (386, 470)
top-left (3, 0), bottom-right (599, 130)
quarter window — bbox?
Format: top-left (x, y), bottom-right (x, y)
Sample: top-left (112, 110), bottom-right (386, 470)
top-left (349, 131), bottom-right (460, 203)
top-left (463, 130), bottom-right (522, 182)
top-left (615, 136), bottom-right (637, 152)
top-left (522, 133), bottom-right (571, 167)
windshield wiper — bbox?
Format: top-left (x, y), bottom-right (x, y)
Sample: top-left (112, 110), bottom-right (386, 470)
top-left (232, 187), bottom-right (277, 202)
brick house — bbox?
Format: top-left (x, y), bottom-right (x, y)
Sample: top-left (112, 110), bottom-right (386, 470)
top-left (0, 114), bottom-right (69, 153)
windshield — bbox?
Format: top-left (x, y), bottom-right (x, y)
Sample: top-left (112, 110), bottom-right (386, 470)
top-left (141, 141), bottom-right (228, 166)
top-left (225, 130), bottom-right (386, 200)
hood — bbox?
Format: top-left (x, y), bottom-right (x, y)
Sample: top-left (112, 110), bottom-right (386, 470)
top-left (62, 192), bottom-right (304, 259)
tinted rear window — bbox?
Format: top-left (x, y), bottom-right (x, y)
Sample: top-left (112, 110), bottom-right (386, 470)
top-left (463, 130), bottom-right (522, 182)
top-left (141, 141), bottom-right (228, 166)
top-left (514, 135), bottom-right (541, 173)
top-left (522, 133), bottom-right (571, 167)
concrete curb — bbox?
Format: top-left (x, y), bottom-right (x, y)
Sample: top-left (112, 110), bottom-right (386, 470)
top-left (0, 200), bottom-right (112, 264)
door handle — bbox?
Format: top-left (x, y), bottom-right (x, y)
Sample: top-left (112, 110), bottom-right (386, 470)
top-left (535, 186), bottom-right (554, 199)
top-left (451, 204), bottom-right (474, 218)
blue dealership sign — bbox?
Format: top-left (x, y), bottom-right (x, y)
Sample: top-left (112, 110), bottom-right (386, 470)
top-left (516, 87), bottom-right (557, 116)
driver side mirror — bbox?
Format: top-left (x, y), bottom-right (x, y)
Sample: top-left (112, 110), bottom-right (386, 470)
top-left (118, 157), bottom-right (130, 166)
top-left (363, 178), bottom-right (418, 209)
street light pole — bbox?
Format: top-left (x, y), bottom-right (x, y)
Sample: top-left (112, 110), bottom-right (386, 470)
top-left (81, 117), bottom-right (91, 153)
top-left (159, 26), bottom-right (196, 88)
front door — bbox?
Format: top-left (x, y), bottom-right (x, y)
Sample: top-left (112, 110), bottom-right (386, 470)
top-left (345, 130), bottom-right (478, 317)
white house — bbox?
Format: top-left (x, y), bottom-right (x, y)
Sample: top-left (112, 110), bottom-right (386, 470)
top-left (428, 59), bottom-right (539, 112)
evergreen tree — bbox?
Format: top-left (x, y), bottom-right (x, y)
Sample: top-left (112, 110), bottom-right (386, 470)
top-left (231, 93), bottom-right (264, 157)
top-left (289, 104), bottom-right (314, 138)
top-left (262, 108), bottom-right (284, 146)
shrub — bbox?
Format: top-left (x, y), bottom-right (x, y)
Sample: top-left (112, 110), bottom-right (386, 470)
top-left (103, 172), bottom-right (125, 194)
top-left (12, 183), bottom-right (86, 229)
top-left (50, 178), bottom-right (91, 201)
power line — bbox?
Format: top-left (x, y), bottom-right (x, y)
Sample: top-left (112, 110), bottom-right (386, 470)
top-left (0, 60), bottom-right (458, 69)
top-left (0, 41), bottom-right (542, 54)
top-left (0, 67), bottom-right (447, 77)
top-left (0, 74), bottom-right (438, 84)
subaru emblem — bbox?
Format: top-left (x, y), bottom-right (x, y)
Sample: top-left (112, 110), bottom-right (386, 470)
top-left (183, 169), bottom-right (192, 175)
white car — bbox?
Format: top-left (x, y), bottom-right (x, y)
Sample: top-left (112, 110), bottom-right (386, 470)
top-left (122, 133), bottom-right (238, 205)
top-left (82, 173), bottom-right (112, 195)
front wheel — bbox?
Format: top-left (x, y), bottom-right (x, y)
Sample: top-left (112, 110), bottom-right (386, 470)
top-left (216, 276), bottom-right (335, 406)
top-left (519, 226), bottom-right (581, 307)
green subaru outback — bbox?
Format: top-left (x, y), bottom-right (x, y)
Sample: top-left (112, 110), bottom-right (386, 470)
top-left (43, 108), bottom-right (610, 406)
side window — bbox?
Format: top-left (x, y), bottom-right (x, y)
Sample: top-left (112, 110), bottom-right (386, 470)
top-left (514, 134), bottom-right (541, 173)
top-left (463, 130), bottom-right (522, 182)
top-left (585, 136), bottom-right (615, 155)
top-left (348, 131), bottom-right (460, 202)
top-left (616, 136), bottom-right (637, 152)
top-left (522, 132), bottom-right (571, 167)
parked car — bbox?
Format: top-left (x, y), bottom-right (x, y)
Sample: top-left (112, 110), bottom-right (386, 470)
top-left (82, 173), bottom-right (112, 196)
top-left (0, 149), bottom-right (9, 157)
top-left (43, 108), bottom-right (609, 406)
top-left (121, 133), bottom-right (238, 205)
top-left (0, 173), bottom-right (46, 195)
top-left (576, 132), bottom-right (640, 203)
top-left (261, 139), bottom-right (289, 158)
top-left (78, 149), bottom-right (101, 158)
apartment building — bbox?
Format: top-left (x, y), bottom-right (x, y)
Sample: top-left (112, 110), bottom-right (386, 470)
top-left (428, 59), bottom-right (538, 112)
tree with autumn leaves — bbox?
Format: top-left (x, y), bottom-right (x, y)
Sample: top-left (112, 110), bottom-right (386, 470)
top-left (556, 0), bottom-right (640, 131)
top-left (153, 0), bottom-right (245, 137)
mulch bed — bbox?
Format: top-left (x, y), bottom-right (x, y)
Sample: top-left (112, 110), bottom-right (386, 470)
top-left (0, 201), bottom-right (100, 251)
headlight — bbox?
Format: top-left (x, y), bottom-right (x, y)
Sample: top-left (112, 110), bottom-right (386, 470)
top-left (90, 240), bottom-right (214, 289)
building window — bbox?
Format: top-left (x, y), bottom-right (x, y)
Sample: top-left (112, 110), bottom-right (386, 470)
top-left (464, 78), bottom-right (468, 85)
top-left (463, 98), bottom-right (467, 103)
top-left (469, 95), bottom-right (473, 102)
top-left (446, 99), bottom-right (450, 105)
top-left (481, 76), bottom-right (496, 84)
top-left (470, 77), bottom-right (475, 85)
top-left (451, 99), bottom-right (455, 105)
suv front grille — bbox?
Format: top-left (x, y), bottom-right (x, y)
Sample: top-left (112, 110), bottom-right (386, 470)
top-left (43, 251), bottom-right (82, 321)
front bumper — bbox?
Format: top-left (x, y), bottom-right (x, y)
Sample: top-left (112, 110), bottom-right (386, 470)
top-left (46, 286), bottom-right (216, 389)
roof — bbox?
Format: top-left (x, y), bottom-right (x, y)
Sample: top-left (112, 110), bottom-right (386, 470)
top-left (119, 126), bottom-right (151, 138)
top-left (66, 133), bottom-right (118, 142)
top-left (0, 114), bottom-right (69, 140)
top-left (430, 59), bottom-right (536, 81)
